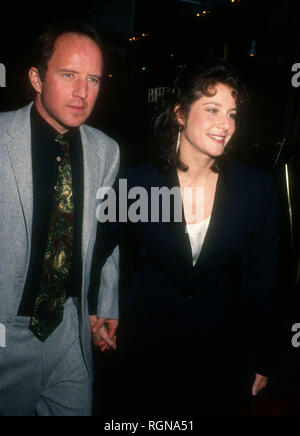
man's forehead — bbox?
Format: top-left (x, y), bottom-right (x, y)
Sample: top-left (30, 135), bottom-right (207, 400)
top-left (53, 33), bottom-right (102, 57)
top-left (49, 33), bottom-right (103, 69)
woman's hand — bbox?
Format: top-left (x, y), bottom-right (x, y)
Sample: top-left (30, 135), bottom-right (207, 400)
top-left (252, 374), bottom-right (268, 396)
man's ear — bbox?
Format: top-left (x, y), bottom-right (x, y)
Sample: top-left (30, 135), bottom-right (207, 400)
top-left (28, 67), bottom-right (43, 94)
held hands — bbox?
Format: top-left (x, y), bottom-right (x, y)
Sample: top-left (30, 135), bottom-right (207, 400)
top-left (89, 316), bottom-right (119, 352)
top-left (252, 374), bottom-right (268, 396)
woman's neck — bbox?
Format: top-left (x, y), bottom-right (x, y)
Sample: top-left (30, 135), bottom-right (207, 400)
top-left (178, 146), bottom-right (217, 185)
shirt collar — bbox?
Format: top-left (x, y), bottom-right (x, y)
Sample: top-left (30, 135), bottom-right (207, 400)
top-left (31, 104), bottom-right (78, 143)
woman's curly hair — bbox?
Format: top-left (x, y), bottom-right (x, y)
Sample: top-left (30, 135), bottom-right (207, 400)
top-left (154, 61), bottom-right (248, 172)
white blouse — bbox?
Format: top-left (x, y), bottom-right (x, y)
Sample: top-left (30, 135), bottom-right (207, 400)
top-left (186, 217), bottom-right (211, 266)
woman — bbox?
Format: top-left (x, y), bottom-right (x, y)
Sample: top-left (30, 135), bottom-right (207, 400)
top-left (90, 62), bottom-right (279, 416)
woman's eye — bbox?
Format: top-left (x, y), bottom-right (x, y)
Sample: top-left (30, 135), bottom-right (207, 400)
top-left (207, 108), bottom-right (217, 114)
top-left (230, 113), bottom-right (237, 120)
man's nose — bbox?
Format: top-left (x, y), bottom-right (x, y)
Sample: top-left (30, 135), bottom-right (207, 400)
top-left (73, 78), bottom-right (88, 99)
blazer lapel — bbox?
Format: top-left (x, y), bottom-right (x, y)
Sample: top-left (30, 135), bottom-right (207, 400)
top-left (5, 104), bottom-right (34, 248)
top-left (80, 126), bottom-right (102, 267)
top-left (193, 157), bottom-right (229, 274)
top-left (159, 166), bottom-right (193, 270)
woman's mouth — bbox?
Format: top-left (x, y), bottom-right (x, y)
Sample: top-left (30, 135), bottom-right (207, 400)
top-left (208, 134), bottom-right (226, 145)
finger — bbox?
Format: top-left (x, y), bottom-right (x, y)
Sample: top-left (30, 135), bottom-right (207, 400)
top-left (89, 316), bottom-right (97, 328)
top-left (252, 378), bottom-right (260, 396)
top-left (252, 378), bottom-right (267, 396)
top-left (108, 326), bottom-right (118, 340)
top-left (99, 326), bottom-right (115, 348)
top-left (97, 339), bottom-right (109, 352)
top-left (93, 336), bottom-right (107, 350)
top-left (93, 331), bottom-right (112, 349)
top-left (92, 318), bottom-right (105, 333)
top-left (92, 333), bottom-right (103, 346)
top-left (257, 380), bottom-right (267, 395)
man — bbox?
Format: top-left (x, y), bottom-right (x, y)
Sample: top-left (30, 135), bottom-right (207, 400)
top-left (0, 22), bottom-right (119, 416)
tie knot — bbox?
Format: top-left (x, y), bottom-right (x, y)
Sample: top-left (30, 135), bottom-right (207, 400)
top-left (54, 134), bottom-right (70, 154)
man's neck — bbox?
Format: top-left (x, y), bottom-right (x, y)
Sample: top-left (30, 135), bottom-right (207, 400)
top-left (34, 99), bottom-right (69, 135)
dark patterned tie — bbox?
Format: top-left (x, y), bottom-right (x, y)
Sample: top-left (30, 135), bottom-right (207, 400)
top-left (29, 134), bottom-right (74, 342)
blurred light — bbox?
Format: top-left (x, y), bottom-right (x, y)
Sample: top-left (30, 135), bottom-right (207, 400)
top-left (108, 74), bottom-right (113, 78)
top-left (249, 40), bottom-right (257, 57)
top-left (197, 9), bottom-right (211, 17)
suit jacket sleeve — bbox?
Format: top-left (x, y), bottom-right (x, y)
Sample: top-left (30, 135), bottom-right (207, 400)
top-left (88, 166), bottom-right (132, 316)
top-left (94, 142), bottom-right (120, 319)
top-left (240, 175), bottom-right (281, 377)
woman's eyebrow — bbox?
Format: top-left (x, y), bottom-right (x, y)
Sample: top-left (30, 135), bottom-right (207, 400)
top-left (202, 102), bottom-right (237, 110)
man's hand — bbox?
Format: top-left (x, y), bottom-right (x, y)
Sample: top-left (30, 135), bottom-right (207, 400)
top-left (251, 374), bottom-right (268, 396)
top-left (89, 316), bottom-right (119, 352)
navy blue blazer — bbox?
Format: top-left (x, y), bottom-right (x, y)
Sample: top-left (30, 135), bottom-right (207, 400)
top-left (90, 156), bottom-right (279, 378)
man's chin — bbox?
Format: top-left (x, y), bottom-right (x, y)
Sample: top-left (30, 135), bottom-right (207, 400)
top-left (60, 115), bottom-right (88, 130)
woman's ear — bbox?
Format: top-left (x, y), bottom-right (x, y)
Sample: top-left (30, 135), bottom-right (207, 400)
top-left (174, 104), bottom-right (185, 128)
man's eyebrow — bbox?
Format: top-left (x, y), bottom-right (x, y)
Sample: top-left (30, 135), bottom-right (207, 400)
top-left (58, 69), bottom-right (79, 73)
top-left (58, 69), bottom-right (102, 79)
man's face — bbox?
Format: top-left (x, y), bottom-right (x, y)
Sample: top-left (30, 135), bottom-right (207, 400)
top-left (30, 33), bottom-right (103, 133)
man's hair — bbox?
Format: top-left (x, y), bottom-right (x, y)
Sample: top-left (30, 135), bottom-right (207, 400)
top-left (31, 21), bottom-right (105, 81)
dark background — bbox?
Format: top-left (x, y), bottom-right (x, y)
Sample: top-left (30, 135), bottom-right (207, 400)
top-left (1, 0), bottom-right (300, 416)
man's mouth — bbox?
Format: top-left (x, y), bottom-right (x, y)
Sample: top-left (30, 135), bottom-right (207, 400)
top-left (67, 105), bottom-right (86, 113)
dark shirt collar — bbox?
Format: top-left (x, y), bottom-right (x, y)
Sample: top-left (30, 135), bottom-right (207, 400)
top-left (31, 104), bottom-right (79, 144)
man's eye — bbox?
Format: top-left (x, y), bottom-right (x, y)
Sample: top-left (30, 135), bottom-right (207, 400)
top-left (88, 77), bottom-right (99, 85)
top-left (63, 73), bottom-right (74, 78)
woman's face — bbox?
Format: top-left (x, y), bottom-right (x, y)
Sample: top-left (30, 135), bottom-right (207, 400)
top-left (177, 83), bottom-right (237, 158)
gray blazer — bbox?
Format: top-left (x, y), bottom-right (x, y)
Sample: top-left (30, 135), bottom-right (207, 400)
top-left (0, 103), bottom-right (120, 378)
